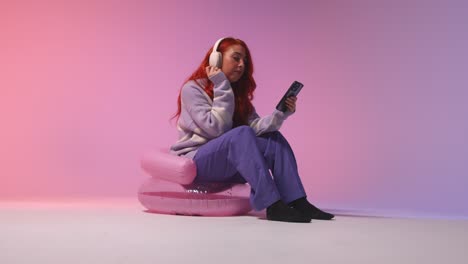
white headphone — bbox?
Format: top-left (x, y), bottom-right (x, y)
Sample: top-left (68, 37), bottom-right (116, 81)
top-left (209, 37), bottom-right (226, 68)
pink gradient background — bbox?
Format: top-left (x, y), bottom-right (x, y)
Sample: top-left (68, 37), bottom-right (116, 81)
top-left (1, 0), bottom-right (467, 218)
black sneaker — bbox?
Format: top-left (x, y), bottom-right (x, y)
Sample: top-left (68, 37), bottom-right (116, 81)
top-left (288, 197), bottom-right (335, 220)
top-left (266, 200), bottom-right (312, 223)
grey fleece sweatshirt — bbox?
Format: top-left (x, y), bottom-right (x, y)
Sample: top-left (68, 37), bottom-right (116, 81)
top-left (170, 71), bottom-right (294, 159)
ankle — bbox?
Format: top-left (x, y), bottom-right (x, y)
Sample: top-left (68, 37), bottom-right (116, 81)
top-left (268, 200), bottom-right (282, 209)
top-left (288, 196), bottom-right (308, 207)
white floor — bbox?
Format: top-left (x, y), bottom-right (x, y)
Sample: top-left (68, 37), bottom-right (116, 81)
top-left (1, 198), bottom-right (467, 264)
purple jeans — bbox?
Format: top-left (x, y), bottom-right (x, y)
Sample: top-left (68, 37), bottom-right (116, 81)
top-left (193, 126), bottom-right (306, 211)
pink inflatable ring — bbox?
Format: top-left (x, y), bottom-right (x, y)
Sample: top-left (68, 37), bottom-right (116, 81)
top-left (139, 149), bottom-right (252, 216)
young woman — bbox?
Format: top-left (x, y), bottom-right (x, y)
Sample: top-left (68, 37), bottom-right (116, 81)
top-left (170, 37), bottom-right (334, 223)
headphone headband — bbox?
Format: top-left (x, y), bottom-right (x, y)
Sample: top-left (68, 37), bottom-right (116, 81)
top-left (209, 37), bottom-right (228, 68)
top-left (212, 37), bottom-right (225, 52)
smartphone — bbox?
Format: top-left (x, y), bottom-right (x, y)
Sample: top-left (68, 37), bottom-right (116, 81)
top-left (276, 81), bottom-right (304, 112)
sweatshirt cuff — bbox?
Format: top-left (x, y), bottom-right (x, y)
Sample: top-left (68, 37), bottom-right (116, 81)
top-left (208, 71), bottom-right (228, 85)
top-left (273, 109), bottom-right (294, 120)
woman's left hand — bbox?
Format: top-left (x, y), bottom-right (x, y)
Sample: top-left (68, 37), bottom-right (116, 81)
top-left (285, 96), bottom-right (297, 113)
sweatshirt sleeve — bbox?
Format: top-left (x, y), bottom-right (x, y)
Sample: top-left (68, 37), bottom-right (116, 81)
top-left (247, 106), bottom-right (294, 136)
top-left (181, 72), bottom-right (234, 138)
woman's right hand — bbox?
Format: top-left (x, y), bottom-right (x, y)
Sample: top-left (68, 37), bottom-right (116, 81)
top-left (206, 66), bottom-right (221, 78)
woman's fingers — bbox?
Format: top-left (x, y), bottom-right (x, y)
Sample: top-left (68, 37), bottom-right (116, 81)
top-left (286, 97), bottom-right (297, 105)
top-left (206, 66), bottom-right (220, 77)
top-left (206, 66), bottom-right (221, 78)
top-left (285, 96), bottom-right (297, 112)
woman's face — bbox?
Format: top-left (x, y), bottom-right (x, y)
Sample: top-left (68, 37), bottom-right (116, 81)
top-left (221, 44), bottom-right (247, 83)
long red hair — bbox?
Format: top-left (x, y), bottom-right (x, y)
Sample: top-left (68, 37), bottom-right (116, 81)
top-left (171, 37), bottom-right (256, 127)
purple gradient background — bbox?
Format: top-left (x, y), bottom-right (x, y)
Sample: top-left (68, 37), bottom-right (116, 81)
top-left (1, 0), bottom-right (467, 218)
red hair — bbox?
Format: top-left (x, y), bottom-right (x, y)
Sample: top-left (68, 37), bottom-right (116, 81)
top-left (171, 37), bottom-right (256, 127)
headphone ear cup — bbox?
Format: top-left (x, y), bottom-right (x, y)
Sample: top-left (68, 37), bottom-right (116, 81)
top-left (209, 52), bottom-right (222, 68)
